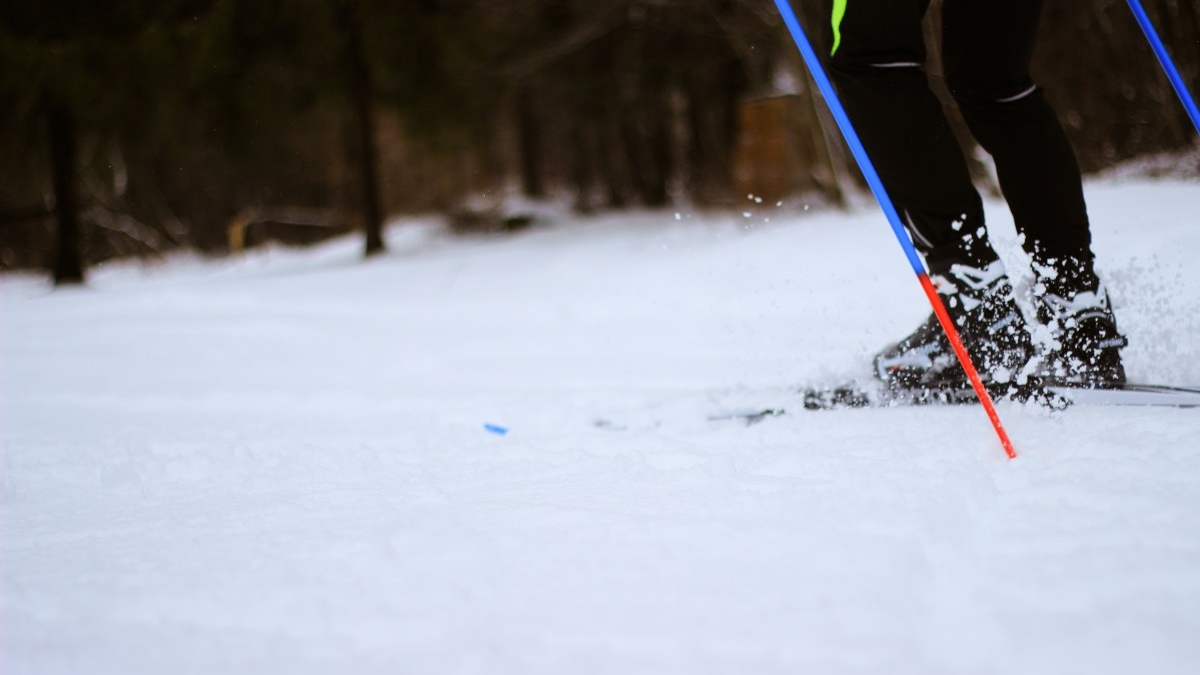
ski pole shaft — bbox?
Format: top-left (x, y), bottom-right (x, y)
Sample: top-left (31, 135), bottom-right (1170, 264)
top-left (1126, 0), bottom-right (1200, 135)
top-left (772, 0), bottom-right (1017, 459)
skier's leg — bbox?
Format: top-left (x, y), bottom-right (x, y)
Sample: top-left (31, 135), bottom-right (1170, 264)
top-left (942, 0), bottom-right (1125, 385)
top-left (941, 0), bottom-right (1096, 287)
top-left (824, 0), bottom-right (992, 269)
top-left (821, 0), bottom-right (1032, 389)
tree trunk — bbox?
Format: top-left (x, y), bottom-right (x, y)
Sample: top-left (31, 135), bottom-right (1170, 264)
top-left (354, 78), bottom-right (385, 257)
top-left (340, 4), bottom-right (385, 257)
top-left (647, 108), bottom-right (672, 207)
top-left (569, 122), bottom-right (595, 213)
top-left (517, 82), bottom-right (546, 199)
top-left (598, 114), bottom-right (628, 208)
top-left (47, 101), bottom-right (85, 286)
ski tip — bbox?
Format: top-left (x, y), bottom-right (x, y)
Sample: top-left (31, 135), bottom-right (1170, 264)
top-left (707, 408), bottom-right (785, 425)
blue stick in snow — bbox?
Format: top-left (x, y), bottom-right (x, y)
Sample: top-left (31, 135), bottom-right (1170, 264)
top-left (1126, 0), bottom-right (1200, 135)
top-left (772, 0), bottom-right (1017, 458)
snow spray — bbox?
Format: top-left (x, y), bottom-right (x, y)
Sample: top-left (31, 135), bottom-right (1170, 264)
top-left (771, 0), bottom-right (1017, 459)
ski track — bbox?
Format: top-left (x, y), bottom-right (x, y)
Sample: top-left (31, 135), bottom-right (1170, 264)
top-left (3, 178), bottom-right (1200, 674)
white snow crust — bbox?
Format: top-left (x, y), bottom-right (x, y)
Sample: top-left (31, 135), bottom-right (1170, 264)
top-left (3, 176), bottom-right (1200, 674)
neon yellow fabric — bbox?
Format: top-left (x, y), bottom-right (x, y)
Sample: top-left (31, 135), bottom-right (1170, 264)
top-left (831, 0), bottom-right (848, 55)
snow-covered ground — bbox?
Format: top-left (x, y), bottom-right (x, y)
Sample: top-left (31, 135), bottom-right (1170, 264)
top-left (3, 176), bottom-right (1200, 674)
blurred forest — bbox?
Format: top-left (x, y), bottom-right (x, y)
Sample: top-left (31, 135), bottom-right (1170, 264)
top-left (2, 0), bottom-right (1198, 283)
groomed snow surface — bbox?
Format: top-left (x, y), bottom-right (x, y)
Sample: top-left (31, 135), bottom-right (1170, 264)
top-left (4, 176), bottom-right (1200, 674)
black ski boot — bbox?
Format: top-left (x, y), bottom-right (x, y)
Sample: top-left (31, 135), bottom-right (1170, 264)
top-left (1036, 280), bottom-right (1127, 387)
top-left (874, 259), bottom-right (1035, 395)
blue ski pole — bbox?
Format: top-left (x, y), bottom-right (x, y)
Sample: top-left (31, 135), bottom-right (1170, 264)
top-left (1126, 0), bottom-right (1200, 135)
top-left (772, 0), bottom-right (1017, 458)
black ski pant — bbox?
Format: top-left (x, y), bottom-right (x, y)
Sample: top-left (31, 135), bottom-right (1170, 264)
top-left (817, 0), bottom-right (1097, 291)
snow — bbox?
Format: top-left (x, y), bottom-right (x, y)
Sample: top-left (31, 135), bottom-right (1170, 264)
top-left (3, 176), bottom-right (1200, 674)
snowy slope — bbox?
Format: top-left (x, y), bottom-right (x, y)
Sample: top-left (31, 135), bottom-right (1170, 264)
top-left (3, 177), bottom-right (1200, 674)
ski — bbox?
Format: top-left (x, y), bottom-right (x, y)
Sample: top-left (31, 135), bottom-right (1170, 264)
top-left (802, 380), bottom-right (1200, 410)
top-left (1045, 383), bottom-right (1200, 408)
top-left (596, 381), bottom-right (1200, 433)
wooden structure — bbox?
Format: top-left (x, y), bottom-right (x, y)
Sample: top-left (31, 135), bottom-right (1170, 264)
top-left (731, 94), bottom-right (845, 206)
